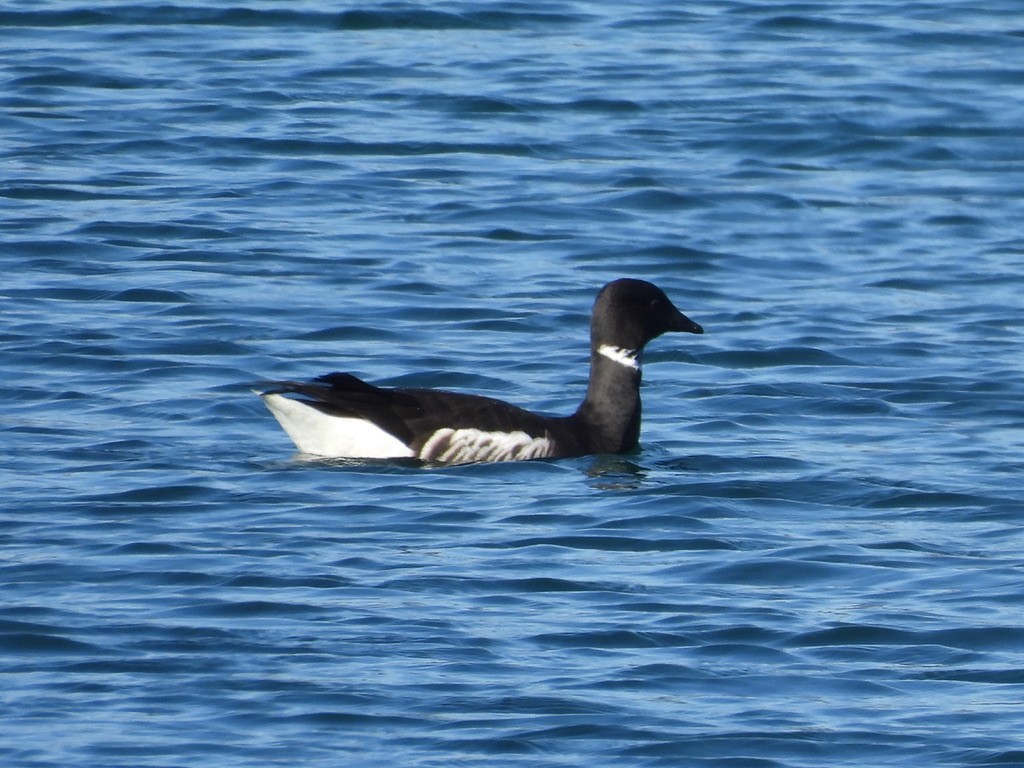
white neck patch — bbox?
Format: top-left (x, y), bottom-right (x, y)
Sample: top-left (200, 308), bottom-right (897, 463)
top-left (598, 344), bottom-right (641, 370)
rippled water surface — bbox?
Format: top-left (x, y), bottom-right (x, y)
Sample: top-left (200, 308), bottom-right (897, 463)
top-left (3, 2), bottom-right (1024, 766)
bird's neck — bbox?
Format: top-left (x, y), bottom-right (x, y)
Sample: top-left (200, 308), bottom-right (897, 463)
top-left (571, 344), bottom-right (644, 453)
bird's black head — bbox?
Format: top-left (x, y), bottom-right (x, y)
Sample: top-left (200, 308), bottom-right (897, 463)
top-left (591, 278), bottom-right (703, 350)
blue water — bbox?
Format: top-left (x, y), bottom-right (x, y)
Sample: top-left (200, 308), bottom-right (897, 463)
top-left (3, 2), bottom-right (1024, 766)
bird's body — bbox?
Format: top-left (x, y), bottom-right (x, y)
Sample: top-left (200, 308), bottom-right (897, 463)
top-left (260, 279), bottom-right (703, 464)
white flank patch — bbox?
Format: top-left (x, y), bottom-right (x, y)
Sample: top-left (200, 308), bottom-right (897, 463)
top-left (597, 344), bottom-right (641, 370)
top-left (419, 427), bottom-right (554, 464)
top-left (261, 394), bottom-right (414, 459)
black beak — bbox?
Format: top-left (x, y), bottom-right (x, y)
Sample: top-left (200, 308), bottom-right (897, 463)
top-left (669, 310), bottom-right (704, 335)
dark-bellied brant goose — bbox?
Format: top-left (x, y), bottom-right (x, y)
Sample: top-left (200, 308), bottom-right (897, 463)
top-left (260, 278), bottom-right (703, 464)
